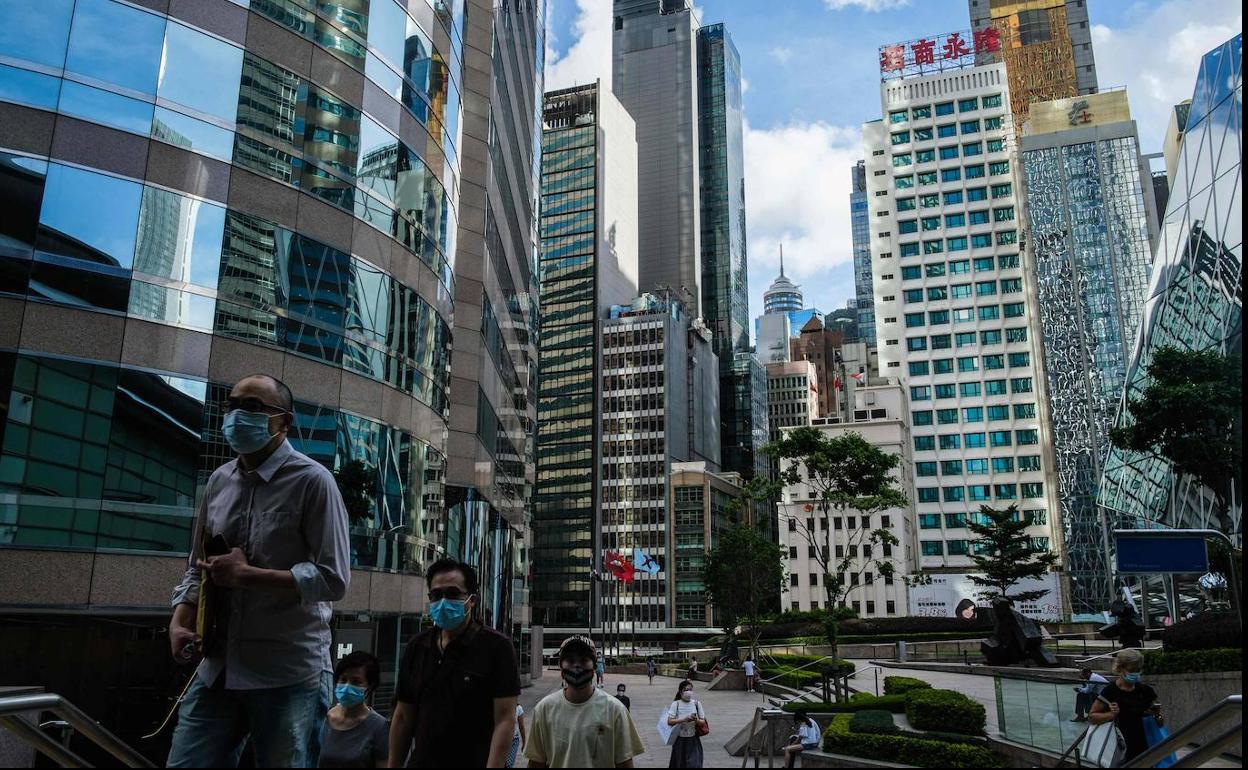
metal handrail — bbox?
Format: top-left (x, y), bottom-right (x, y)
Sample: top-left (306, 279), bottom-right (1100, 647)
top-left (845, 664), bottom-right (886, 696)
top-left (758, 655), bottom-right (845, 683)
top-left (1121, 694), bottom-right (1240, 768)
top-left (0, 693), bottom-right (155, 768)
top-left (1074, 646), bottom-right (1150, 665)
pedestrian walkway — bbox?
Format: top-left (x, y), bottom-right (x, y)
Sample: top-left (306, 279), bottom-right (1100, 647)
top-left (521, 670), bottom-right (771, 768)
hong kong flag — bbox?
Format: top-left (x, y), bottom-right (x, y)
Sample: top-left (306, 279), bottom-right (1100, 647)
top-left (604, 550), bottom-right (635, 583)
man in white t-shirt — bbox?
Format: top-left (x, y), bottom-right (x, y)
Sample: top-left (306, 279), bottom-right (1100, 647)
top-left (1072, 667), bottom-right (1109, 722)
top-left (743, 656), bottom-right (758, 693)
top-left (525, 636), bottom-right (644, 768)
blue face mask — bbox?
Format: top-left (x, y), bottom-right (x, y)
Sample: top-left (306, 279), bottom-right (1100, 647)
top-left (223, 410), bottom-right (275, 454)
top-left (429, 597), bottom-right (469, 629)
top-left (1123, 672), bottom-right (1142, 684)
top-left (335, 683), bottom-right (367, 707)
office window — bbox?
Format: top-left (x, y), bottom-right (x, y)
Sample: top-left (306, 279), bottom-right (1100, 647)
top-left (899, 219), bottom-right (919, 234)
top-left (903, 289), bottom-right (924, 303)
top-left (955, 331), bottom-right (976, 347)
top-left (932, 358), bottom-right (954, 374)
top-left (943, 190), bottom-right (964, 205)
top-left (909, 361), bottom-right (930, 376)
top-left (958, 97), bottom-right (979, 112)
top-left (999, 254), bottom-right (1020, 269)
top-left (963, 141), bottom-right (983, 157)
top-left (949, 259), bottom-right (970, 275)
top-left (987, 405), bottom-right (1010, 421)
top-left (978, 305), bottom-right (1000, 321)
top-left (995, 484), bottom-right (1018, 500)
top-left (976, 280), bottom-right (997, 296)
top-left (971, 233), bottom-right (993, 248)
top-left (1003, 302), bottom-right (1025, 318)
top-left (895, 175), bottom-right (914, 189)
top-left (969, 210), bottom-right (990, 225)
top-left (941, 460), bottom-right (963, 475)
top-left (916, 148), bottom-right (936, 163)
top-left (943, 486), bottom-right (965, 502)
top-left (1006, 327), bottom-right (1028, 343)
top-left (967, 187), bottom-right (988, 202)
top-left (905, 312), bottom-right (925, 328)
top-left (960, 120), bottom-right (980, 134)
top-left (937, 408), bottom-right (959, 425)
top-left (935, 101), bottom-right (955, 116)
top-left (947, 236), bottom-right (968, 252)
top-left (915, 127), bottom-right (934, 140)
top-left (1019, 455), bottom-right (1042, 472)
top-left (991, 182), bottom-right (1012, 199)
top-left (918, 171), bottom-right (938, 186)
top-left (969, 484), bottom-right (992, 501)
top-left (941, 168), bottom-right (962, 182)
top-left (891, 130), bottom-right (911, 145)
top-left (924, 240), bottom-right (944, 255)
top-left (931, 334), bottom-right (952, 350)
top-left (921, 541), bottom-right (944, 556)
top-left (983, 354), bottom-right (1005, 369)
top-left (919, 513), bottom-right (941, 529)
top-left (893, 153), bottom-right (913, 167)
top-left (940, 145), bottom-right (960, 160)
top-left (935, 383), bottom-right (956, 399)
top-left (990, 430), bottom-right (1013, 447)
top-left (947, 539), bottom-right (969, 556)
top-left (914, 435), bottom-right (936, 451)
top-left (992, 457), bottom-right (1015, 473)
top-left (960, 382), bottom-right (981, 397)
top-left (1011, 377), bottom-right (1033, 394)
top-left (888, 110), bottom-right (908, 124)
top-left (945, 213), bottom-right (966, 228)
top-left (981, 330), bottom-right (1003, 345)
top-left (911, 385), bottom-right (931, 401)
top-left (1001, 278), bottom-right (1023, 294)
top-left (984, 116), bottom-right (1003, 131)
top-left (953, 308), bottom-right (975, 324)
top-left (974, 256), bottom-right (995, 271)
top-left (897, 196), bottom-right (917, 211)
top-left (907, 337), bottom-right (928, 352)
top-left (1016, 429), bottom-right (1040, 445)
top-left (965, 164), bottom-right (986, 179)
top-left (1009, 352), bottom-right (1030, 368)
top-left (1025, 510), bottom-right (1047, 526)
top-left (937, 123), bottom-right (958, 138)
top-left (940, 433), bottom-right (962, 449)
top-left (921, 216), bottom-right (941, 232)
top-left (966, 458), bottom-right (988, 475)
top-left (982, 94), bottom-right (1003, 108)
top-left (900, 243), bottom-right (921, 258)
top-left (913, 410), bottom-right (933, 425)
top-left (962, 406), bottom-right (983, 422)
top-left (987, 138), bottom-right (1005, 153)
top-left (1014, 403), bottom-right (1036, 419)
top-left (964, 432), bottom-right (986, 448)
top-left (912, 105), bottom-right (932, 119)
top-left (918, 487), bottom-right (940, 503)
top-left (916, 462), bottom-right (938, 477)
top-left (994, 206), bottom-right (1016, 222)
top-left (790, 573), bottom-right (799, 586)
top-left (1022, 482), bottom-right (1044, 498)
top-left (929, 309), bottom-right (950, 325)
top-left (951, 283), bottom-right (972, 299)
top-left (985, 379), bottom-right (1008, 395)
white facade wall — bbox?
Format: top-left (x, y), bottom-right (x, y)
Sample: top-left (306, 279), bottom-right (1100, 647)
top-left (865, 62), bottom-right (1062, 578)
top-left (757, 312), bottom-right (792, 363)
top-left (597, 87), bottom-right (641, 312)
top-left (777, 384), bottom-right (916, 617)
top-left (766, 360), bottom-right (816, 443)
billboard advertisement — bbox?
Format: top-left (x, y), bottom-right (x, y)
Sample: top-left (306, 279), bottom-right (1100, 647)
top-left (908, 573), bottom-right (1063, 621)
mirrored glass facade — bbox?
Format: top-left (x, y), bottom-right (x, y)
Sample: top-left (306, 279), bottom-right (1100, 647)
top-left (1023, 122), bottom-right (1157, 616)
top-left (1099, 34), bottom-right (1243, 543)
top-left (852, 160), bottom-right (876, 346)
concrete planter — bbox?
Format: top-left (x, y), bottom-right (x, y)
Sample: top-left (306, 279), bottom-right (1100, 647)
top-left (1145, 671), bottom-right (1242, 750)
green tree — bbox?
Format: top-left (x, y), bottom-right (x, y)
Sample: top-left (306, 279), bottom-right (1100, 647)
top-left (966, 504), bottom-right (1059, 604)
top-left (1109, 346), bottom-right (1242, 521)
top-left (704, 523), bottom-right (786, 655)
top-left (767, 427), bottom-right (911, 651)
top-left (333, 459), bottom-right (374, 523)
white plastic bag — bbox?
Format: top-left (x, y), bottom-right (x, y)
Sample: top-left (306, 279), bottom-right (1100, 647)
top-left (657, 706), bottom-right (677, 746)
top-left (1079, 721), bottom-right (1126, 768)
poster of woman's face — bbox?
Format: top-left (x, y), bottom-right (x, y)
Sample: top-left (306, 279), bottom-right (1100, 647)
top-left (955, 598), bottom-right (977, 620)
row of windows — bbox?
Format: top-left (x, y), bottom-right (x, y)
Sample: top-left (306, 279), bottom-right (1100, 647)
top-left (916, 509), bottom-right (1047, 526)
top-left (897, 185), bottom-right (1013, 210)
top-left (791, 571), bottom-right (895, 587)
top-left (896, 230), bottom-right (1017, 255)
top-left (908, 428), bottom-right (1041, 448)
top-left (916, 478), bottom-right (1044, 504)
top-left (903, 327), bottom-right (1029, 351)
top-left (908, 352), bottom-right (1031, 376)
top-left (602, 348), bottom-right (666, 370)
top-left (785, 515), bottom-right (895, 531)
top-left (903, 305), bottom-right (1027, 329)
top-left (912, 407), bottom-right (1037, 427)
top-left (888, 93), bottom-right (1004, 124)
top-left (897, 207), bottom-right (1015, 232)
top-left (914, 452), bottom-right (1043, 472)
top-left (602, 326), bottom-right (664, 349)
top-left (895, 161), bottom-right (1011, 189)
top-left (897, 256), bottom-right (1018, 280)
top-left (922, 537), bottom-right (1049, 556)
top-left (602, 370), bottom-right (664, 391)
top-left (892, 135), bottom-right (1008, 167)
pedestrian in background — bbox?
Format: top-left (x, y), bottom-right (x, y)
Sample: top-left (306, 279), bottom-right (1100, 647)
top-left (505, 704), bottom-right (526, 768)
top-left (319, 651), bottom-right (388, 767)
top-left (596, 655), bottom-right (606, 688)
top-left (743, 656), bottom-right (758, 693)
top-left (387, 559), bottom-right (519, 767)
top-left (166, 374), bottom-right (350, 768)
top-left (646, 658), bottom-right (657, 685)
top-left (615, 684), bottom-right (631, 712)
top-left (666, 680), bottom-right (705, 768)
top-left (1071, 667), bottom-right (1109, 722)
top-left (525, 636), bottom-right (644, 768)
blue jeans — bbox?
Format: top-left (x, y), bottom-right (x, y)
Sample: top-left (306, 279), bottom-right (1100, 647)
top-left (167, 670), bottom-right (332, 768)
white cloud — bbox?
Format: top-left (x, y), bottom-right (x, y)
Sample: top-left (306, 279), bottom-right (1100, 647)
top-left (744, 119), bottom-right (864, 314)
top-left (769, 46), bottom-right (794, 65)
top-left (1092, 0), bottom-right (1241, 151)
top-left (544, 0), bottom-right (612, 92)
top-left (822, 0), bottom-right (911, 11)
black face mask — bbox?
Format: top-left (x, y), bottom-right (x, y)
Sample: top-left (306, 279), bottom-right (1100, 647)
top-left (561, 666), bottom-right (594, 688)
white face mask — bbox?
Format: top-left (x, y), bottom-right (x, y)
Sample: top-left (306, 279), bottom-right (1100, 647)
top-left (680, 691), bottom-right (693, 702)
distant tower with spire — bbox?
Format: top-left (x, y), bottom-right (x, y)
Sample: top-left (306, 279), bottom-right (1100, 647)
top-left (763, 245), bottom-right (803, 314)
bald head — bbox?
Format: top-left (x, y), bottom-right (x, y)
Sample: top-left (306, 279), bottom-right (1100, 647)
top-left (234, 374), bottom-right (293, 412)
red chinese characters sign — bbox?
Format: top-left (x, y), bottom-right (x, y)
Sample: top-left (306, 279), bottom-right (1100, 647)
top-left (879, 27), bottom-right (1003, 78)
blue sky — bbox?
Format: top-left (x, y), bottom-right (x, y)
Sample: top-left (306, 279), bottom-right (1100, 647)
top-left (543, 0), bottom-right (1242, 333)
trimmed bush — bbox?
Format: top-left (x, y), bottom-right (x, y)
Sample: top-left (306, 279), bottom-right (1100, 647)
top-left (1161, 612), bottom-right (1238, 652)
top-left (883, 676), bottom-right (932, 696)
top-left (781, 694), bottom-right (908, 714)
top-left (905, 688), bottom-right (986, 735)
top-left (1143, 648), bottom-right (1242, 674)
top-left (848, 709), bottom-right (898, 735)
top-left (823, 714), bottom-right (1007, 768)
top-left (749, 612), bottom-right (993, 642)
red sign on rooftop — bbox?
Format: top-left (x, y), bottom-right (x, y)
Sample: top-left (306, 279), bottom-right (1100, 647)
top-left (879, 28), bottom-right (1002, 80)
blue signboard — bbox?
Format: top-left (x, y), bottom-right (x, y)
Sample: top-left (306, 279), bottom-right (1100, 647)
top-left (1116, 533), bottom-right (1209, 574)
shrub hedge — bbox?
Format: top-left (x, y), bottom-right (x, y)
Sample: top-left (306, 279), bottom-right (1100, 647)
top-left (848, 709), bottom-right (899, 735)
top-left (749, 612), bottom-right (994, 642)
top-left (1143, 648), bottom-right (1242, 674)
top-left (823, 714), bottom-right (1007, 768)
top-left (883, 676), bottom-right (932, 696)
top-left (1161, 612), bottom-right (1238, 652)
top-left (781, 694), bottom-right (908, 714)
top-left (904, 688), bottom-right (986, 735)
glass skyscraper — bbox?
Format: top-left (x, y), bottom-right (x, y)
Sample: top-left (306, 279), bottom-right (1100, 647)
top-left (1021, 91), bottom-right (1159, 616)
top-left (1099, 34), bottom-right (1243, 543)
top-left (851, 160), bottom-right (876, 346)
top-left (0, 0), bottom-right (542, 752)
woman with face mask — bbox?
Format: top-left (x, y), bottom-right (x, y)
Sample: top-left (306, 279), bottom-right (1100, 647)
top-left (666, 680), bottom-right (706, 768)
top-left (1087, 649), bottom-right (1162, 764)
top-left (319, 651), bottom-right (389, 767)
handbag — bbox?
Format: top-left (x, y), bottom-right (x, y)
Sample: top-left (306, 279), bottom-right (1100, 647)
top-left (695, 701), bottom-right (710, 737)
top-left (1142, 713), bottom-right (1177, 768)
top-left (1079, 721), bottom-right (1126, 768)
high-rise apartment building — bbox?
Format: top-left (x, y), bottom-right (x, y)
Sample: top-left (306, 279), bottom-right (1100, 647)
top-left (778, 382), bottom-right (917, 617)
top-left (1099, 34), bottom-right (1242, 544)
top-left (969, 0), bottom-right (1098, 132)
top-left (866, 50), bottom-right (1062, 592)
top-left (533, 82), bottom-right (639, 629)
top-left (1020, 90), bottom-right (1159, 617)
top-left (851, 161), bottom-right (877, 346)
top-left (613, 0), bottom-right (703, 314)
top-left (0, 0), bottom-right (544, 750)
top-left (600, 295), bottom-right (720, 631)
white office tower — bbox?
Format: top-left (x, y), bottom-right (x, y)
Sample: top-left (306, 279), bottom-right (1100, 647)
top-left (865, 52), bottom-right (1063, 596)
top-left (777, 381), bottom-right (917, 617)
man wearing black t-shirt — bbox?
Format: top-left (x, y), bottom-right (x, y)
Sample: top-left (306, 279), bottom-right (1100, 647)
top-left (387, 559), bottom-right (520, 767)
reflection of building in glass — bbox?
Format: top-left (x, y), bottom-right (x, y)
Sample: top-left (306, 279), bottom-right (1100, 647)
top-left (1021, 91), bottom-right (1159, 617)
top-left (851, 161), bottom-right (876, 346)
top-left (1099, 35), bottom-right (1243, 545)
top-left (866, 56), bottom-right (1063, 590)
top-left (969, 0), bottom-right (1098, 133)
top-left (533, 81), bottom-right (638, 630)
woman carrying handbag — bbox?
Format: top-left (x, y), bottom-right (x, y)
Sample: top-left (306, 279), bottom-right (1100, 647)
top-left (666, 680), bottom-right (708, 768)
top-left (1085, 649), bottom-right (1162, 767)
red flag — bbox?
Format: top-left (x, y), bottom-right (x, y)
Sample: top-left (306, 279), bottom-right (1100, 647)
top-left (834, 376), bottom-right (842, 390)
top-left (604, 550), bottom-right (635, 583)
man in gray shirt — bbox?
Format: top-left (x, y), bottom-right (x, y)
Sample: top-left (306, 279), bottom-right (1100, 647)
top-left (166, 374), bottom-right (351, 768)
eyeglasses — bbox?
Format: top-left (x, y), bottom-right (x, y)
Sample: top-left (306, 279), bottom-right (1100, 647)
top-left (223, 396), bottom-right (290, 415)
top-left (429, 588), bottom-right (470, 602)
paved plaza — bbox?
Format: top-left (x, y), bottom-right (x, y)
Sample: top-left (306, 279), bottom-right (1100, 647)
top-left (520, 671), bottom-right (774, 768)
